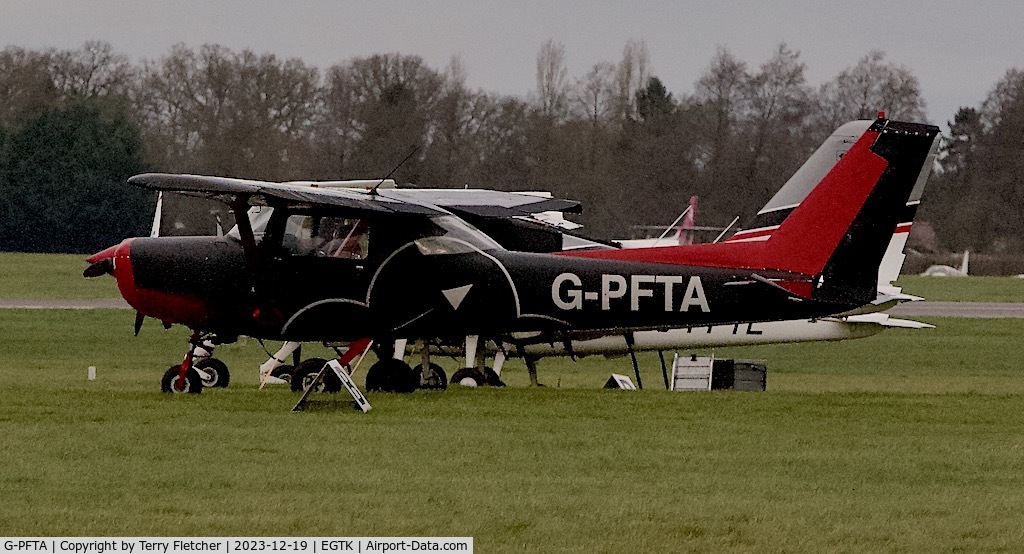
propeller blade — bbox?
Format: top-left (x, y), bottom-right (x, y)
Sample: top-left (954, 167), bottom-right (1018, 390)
top-left (134, 312), bottom-right (145, 336)
top-left (83, 259), bottom-right (113, 278)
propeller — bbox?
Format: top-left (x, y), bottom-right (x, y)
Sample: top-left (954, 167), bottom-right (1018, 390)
top-left (83, 258), bottom-right (113, 278)
top-left (134, 312), bottom-right (145, 336)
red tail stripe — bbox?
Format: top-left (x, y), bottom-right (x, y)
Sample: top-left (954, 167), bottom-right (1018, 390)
top-left (564, 128), bottom-right (888, 279)
top-left (761, 129), bottom-right (887, 275)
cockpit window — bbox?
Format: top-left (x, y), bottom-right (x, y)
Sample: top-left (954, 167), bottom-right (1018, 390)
top-left (281, 215), bottom-right (370, 259)
top-left (227, 206), bottom-right (274, 242)
top-left (414, 215), bottom-right (502, 255)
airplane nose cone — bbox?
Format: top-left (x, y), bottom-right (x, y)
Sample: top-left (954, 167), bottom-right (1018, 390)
top-left (84, 239), bottom-right (138, 296)
top-left (83, 242), bottom-right (122, 277)
top-left (92, 237), bottom-right (210, 329)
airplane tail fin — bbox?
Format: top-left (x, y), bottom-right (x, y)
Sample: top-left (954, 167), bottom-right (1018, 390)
top-left (727, 118), bottom-right (940, 289)
top-left (566, 117), bottom-right (940, 307)
top-left (759, 118), bottom-right (940, 303)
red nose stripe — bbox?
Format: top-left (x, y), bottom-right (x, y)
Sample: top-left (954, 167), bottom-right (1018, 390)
top-left (111, 239), bottom-right (210, 329)
top-left (86, 244), bottom-right (119, 264)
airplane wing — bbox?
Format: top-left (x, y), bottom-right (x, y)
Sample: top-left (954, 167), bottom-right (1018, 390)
top-left (128, 174), bottom-right (582, 219)
top-left (380, 189), bottom-right (581, 218)
top-left (127, 174), bottom-right (443, 215)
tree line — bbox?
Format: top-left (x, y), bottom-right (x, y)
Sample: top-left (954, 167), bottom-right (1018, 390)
top-left (0, 39), bottom-right (1021, 254)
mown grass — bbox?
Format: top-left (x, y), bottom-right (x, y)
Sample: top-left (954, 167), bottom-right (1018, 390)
top-left (0, 252), bottom-right (121, 299)
top-left (2, 309), bottom-right (1024, 551)
top-left (896, 274), bottom-right (1024, 303)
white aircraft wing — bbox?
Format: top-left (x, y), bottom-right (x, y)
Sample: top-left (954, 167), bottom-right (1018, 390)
top-left (128, 173), bottom-right (443, 215)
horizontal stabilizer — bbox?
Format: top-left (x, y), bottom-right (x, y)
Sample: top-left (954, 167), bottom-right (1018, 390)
top-left (841, 313), bottom-right (935, 329)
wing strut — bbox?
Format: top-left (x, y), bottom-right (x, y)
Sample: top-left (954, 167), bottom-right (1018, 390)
top-left (231, 197), bottom-right (262, 270)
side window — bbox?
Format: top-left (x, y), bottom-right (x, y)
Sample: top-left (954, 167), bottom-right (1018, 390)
top-left (282, 215), bottom-right (316, 256)
top-left (280, 214), bottom-right (370, 259)
top-left (314, 217), bottom-right (370, 259)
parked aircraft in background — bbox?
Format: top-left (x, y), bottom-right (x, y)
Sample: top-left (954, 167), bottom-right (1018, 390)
top-left (922, 251), bottom-right (970, 277)
top-left (85, 117), bottom-right (939, 394)
top-left (618, 195), bottom-right (716, 248)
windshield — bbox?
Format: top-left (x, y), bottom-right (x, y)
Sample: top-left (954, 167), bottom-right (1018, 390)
top-left (414, 215), bottom-right (503, 255)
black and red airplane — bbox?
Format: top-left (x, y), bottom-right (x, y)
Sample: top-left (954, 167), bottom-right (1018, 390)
top-left (85, 117), bottom-right (939, 393)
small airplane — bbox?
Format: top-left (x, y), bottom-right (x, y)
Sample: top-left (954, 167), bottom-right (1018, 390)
top-left (618, 195), bottom-right (715, 248)
top-left (256, 118), bottom-right (938, 390)
top-left (921, 250), bottom-right (970, 277)
top-left (85, 116), bottom-right (939, 394)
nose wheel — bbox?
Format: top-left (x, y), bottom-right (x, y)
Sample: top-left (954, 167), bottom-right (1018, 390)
top-left (160, 332), bottom-right (231, 394)
top-left (161, 364), bottom-right (203, 393)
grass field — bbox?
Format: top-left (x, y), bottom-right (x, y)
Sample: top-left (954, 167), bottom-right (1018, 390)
top-left (2, 309), bottom-right (1024, 550)
top-left (895, 274), bottom-right (1024, 302)
top-left (0, 252), bottom-right (121, 299)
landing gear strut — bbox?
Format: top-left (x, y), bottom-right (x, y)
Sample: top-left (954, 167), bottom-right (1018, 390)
top-left (161, 332), bottom-right (231, 394)
top-left (413, 341), bottom-right (447, 390)
top-left (450, 335), bottom-right (505, 387)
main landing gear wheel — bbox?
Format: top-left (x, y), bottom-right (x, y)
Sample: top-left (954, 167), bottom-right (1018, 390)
top-left (161, 365), bottom-right (203, 394)
top-left (414, 363), bottom-right (448, 390)
top-left (483, 367), bottom-right (505, 387)
top-left (195, 358), bottom-right (230, 388)
top-left (365, 359), bottom-right (417, 393)
top-left (290, 358), bottom-right (341, 393)
top-left (270, 364), bottom-right (294, 383)
top-left (450, 368), bottom-right (486, 387)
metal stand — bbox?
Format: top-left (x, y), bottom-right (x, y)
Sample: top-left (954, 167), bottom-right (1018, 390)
top-left (292, 338), bottom-right (373, 412)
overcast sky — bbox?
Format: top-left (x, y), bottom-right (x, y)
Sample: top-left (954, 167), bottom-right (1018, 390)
top-left (3, 0), bottom-right (1023, 127)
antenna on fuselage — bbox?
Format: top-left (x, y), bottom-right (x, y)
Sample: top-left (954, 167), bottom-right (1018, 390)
top-left (370, 145), bottom-right (420, 196)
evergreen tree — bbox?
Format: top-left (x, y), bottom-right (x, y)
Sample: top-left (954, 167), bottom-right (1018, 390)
top-left (0, 97), bottom-right (149, 253)
top-left (636, 76), bottom-right (675, 125)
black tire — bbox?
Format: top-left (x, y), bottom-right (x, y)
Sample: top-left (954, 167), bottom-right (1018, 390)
top-left (195, 357), bottom-right (230, 388)
top-left (483, 367), bottom-right (505, 387)
top-left (161, 364), bottom-right (203, 394)
top-left (365, 359), bottom-right (417, 393)
top-left (413, 363), bottom-right (448, 390)
top-left (450, 368), bottom-right (486, 387)
top-left (289, 358), bottom-right (341, 393)
top-left (270, 364), bottom-right (294, 383)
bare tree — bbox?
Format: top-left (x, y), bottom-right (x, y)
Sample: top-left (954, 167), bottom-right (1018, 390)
top-left (572, 62), bottom-right (617, 125)
top-left (979, 68), bottom-right (1024, 129)
top-left (136, 44), bottom-right (319, 179)
top-left (741, 43), bottom-right (813, 206)
top-left (341, 53), bottom-right (443, 180)
top-left (0, 47), bottom-right (60, 127)
top-left (693, 47), bottom-right (749, 201)
top-left (814, 50), bottom-right (926, 132)
top-left (48, 41), bottom-right (136, 98)
top-left (615, 39), bottom-right (650, 120)
top-left (535, 39), bottom-right (569, 120)
top-left (420, 55), bottom-right (478, 186)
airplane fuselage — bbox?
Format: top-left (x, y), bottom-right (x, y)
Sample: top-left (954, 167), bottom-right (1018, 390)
top-left (110, 233), bottom-right (856, 344)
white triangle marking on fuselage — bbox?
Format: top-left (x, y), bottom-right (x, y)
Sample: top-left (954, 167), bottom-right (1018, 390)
top-left (443, 284), bottom-right (474, 310)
